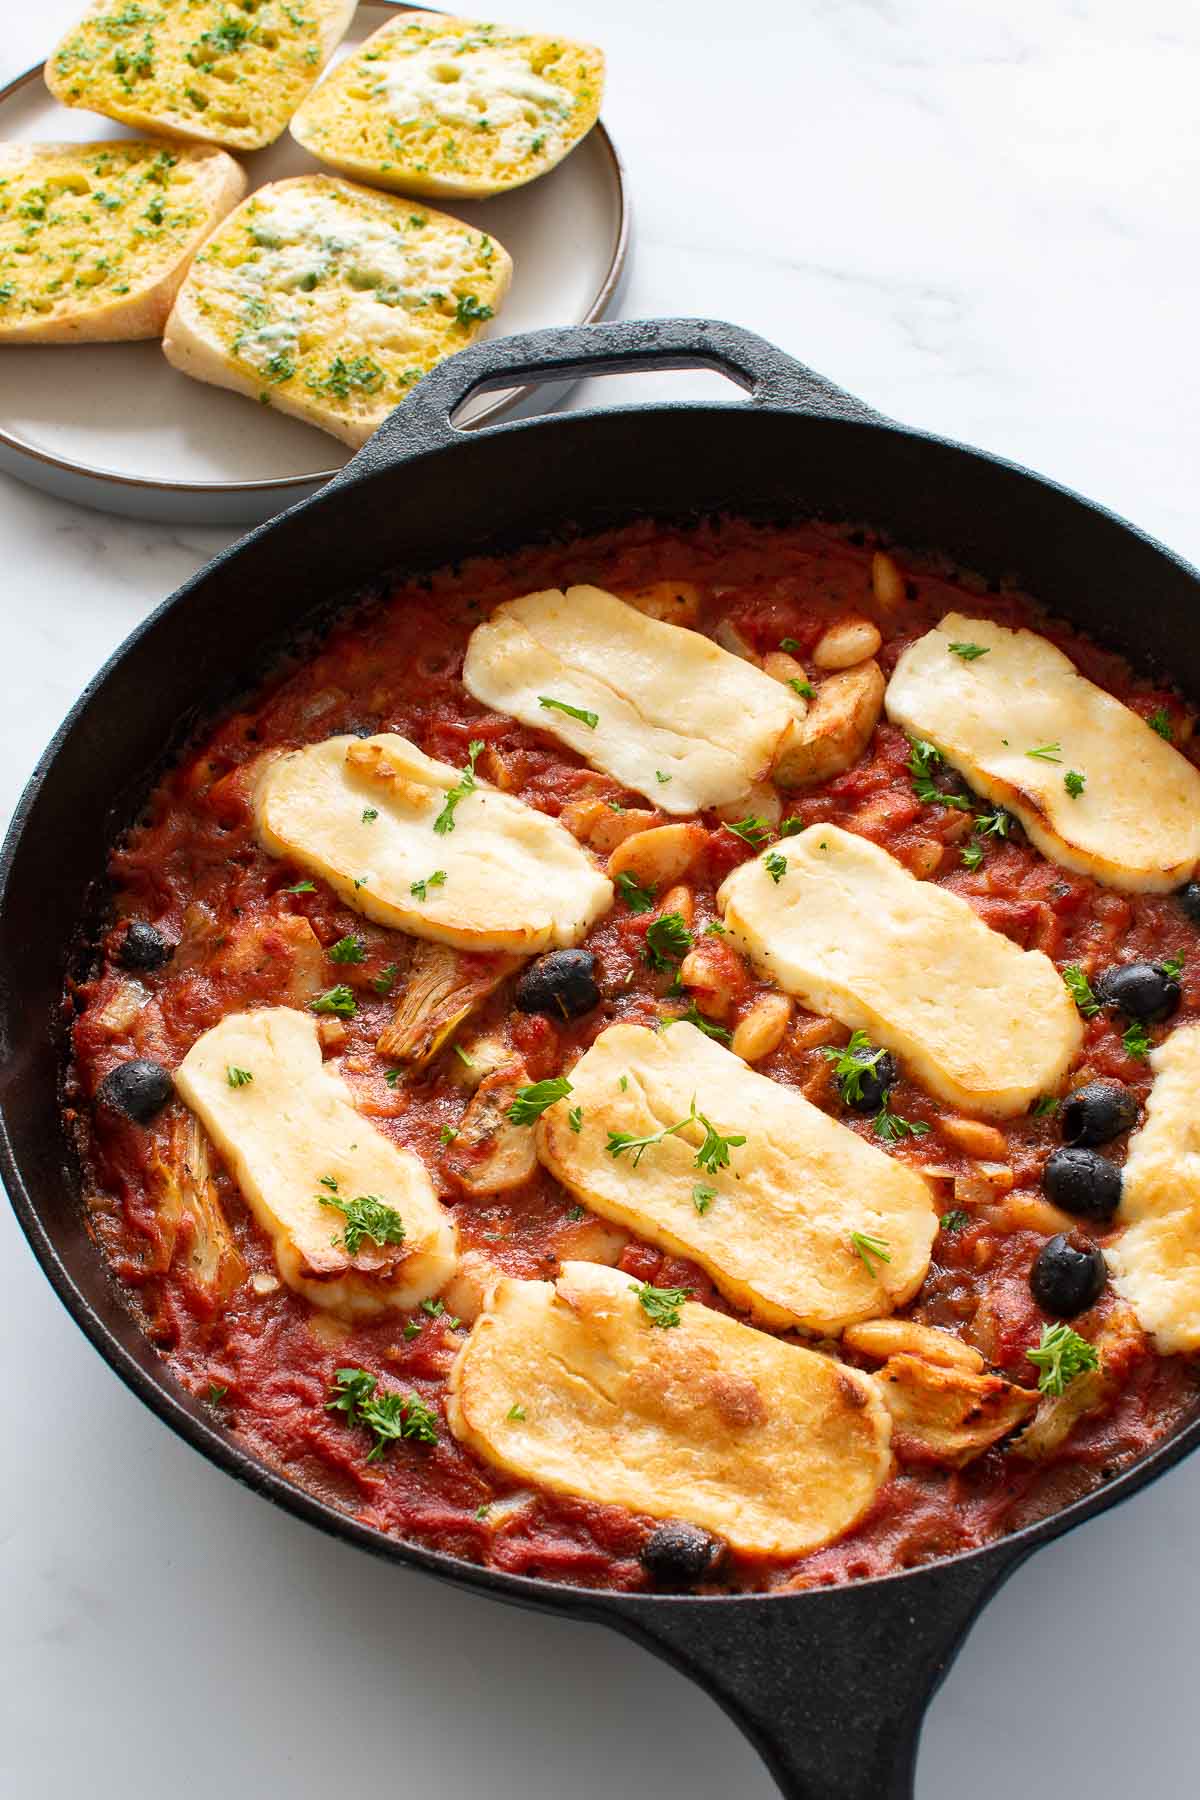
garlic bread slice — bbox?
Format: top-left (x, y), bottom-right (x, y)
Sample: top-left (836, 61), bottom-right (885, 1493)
top-left (291, 12), bottom-right (605, 199)
top-left (447, 1261), bottom-right (893, 1558)
top-left (162, 174), bottom-right (511, 446)
top-left (46, 0), bottom-right (355, 153)
top-left (174, 1007), bottom-right (457, 1317)
top-left (537, 1021), bottom-right (937, 1333)
top-left (255, 733), bottom-right (612, 954)
top-left (718, 825), bottom-right (1082, 1118)
top-left (0, 140), bottom-right (244, 344)
top-left (462, 586), bottom-right (809, 815)
top-left (886, 612), bottom-right (1200, 892)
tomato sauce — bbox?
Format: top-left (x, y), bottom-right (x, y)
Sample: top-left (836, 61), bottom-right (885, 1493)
top-left (68, 517), bottom-right (1200, 1593)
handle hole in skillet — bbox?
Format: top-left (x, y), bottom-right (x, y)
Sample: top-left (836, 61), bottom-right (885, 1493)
top-left (451, 364), bottom-right (757, 430)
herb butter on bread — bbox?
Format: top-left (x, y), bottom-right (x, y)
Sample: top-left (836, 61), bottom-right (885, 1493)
top-left (162, 173), bottom-right (512, 446)
top-left (46, 0), bottom-right (355, 153)
top-left (0, 140), bottom-right (245, 344)
top-left (290, 12), bottom-right (605, 199)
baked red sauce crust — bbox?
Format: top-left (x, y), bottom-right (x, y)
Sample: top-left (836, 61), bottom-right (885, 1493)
top-left (68, 517), bottom-right (1200, 1593)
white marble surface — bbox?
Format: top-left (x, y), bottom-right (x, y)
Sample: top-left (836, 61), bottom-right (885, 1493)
top-left (3, 3), bottom-right (1199, 1795)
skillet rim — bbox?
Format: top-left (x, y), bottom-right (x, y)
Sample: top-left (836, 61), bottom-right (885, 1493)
top-left (5, 386), bottom-right (1200, 1620)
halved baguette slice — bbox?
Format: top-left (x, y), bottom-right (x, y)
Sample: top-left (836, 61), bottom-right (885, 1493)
top-left (162, 174), bottom-right (512, 446)
top-left (45, 0), bottom-right (355, 153)
top-left (0, 140), bottom-right (245, 344)
top-left (290, 12), bottom-right (605, 199)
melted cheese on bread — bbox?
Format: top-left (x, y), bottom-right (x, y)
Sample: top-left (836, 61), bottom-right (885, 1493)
top-left (537, 1021), bottom-right (937, 1332)
top-left (446, 1261), bottom-right (893, 1557)
top-left (886, 613), bottom-right (1200, 892)
top-left (255, 734), bottom-right (611, 954)
top-left (1107, 1025), bottom-right (1200, 1352)
top-left (461, 586), bottom-right (808, 815)
top-left (718, 825), bottom-right (1081, 1118)
top-left (174, 1008), bottom-right (456, 1316)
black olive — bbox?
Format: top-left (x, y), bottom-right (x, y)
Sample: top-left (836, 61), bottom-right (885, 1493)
top-left (640, 1521), bottom-right (724, 1589)
top-left (96, 1059), bottom-right (173, 1123)
top-left (116, 920), bottom-right (173, 972)
top-left (1042, 1146), bottom-right (1122, 1220)
top-left (1094, 960), bottom-right (1181, 1023)
top-left (845, 1045), bottom-right (897, 1113)
top-left (514, 949), bottom-right (599, 1021)
top-left (1177, 880), bottom-right (1200, 926)
top-left (1031, 1232), bottom-right (1108, 1319)
top-left (1061, 1081), bottom-right (1138, 1147)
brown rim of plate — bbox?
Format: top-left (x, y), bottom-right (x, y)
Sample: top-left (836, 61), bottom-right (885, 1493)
top-left (0, 12), bottom-right (630, 499)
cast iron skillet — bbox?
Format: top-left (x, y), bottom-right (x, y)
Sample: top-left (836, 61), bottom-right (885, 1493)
top-left (4, 318), bottom-right (1200, 1799)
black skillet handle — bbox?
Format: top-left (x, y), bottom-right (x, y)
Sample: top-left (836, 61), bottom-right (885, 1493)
top-left (610, 1547), bottom-right (1026, 1799)
top-left (326, 317), bottom-right (886, 489)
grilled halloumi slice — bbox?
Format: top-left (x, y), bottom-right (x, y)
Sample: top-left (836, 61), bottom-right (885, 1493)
top-left (446, 1261), bottom-right (894, 1557)
top-left (461, 586), bottom-right (809, 815)
top-left (536, 1021), bottom-right (937, 1332)
top-left (174, 1007), bottom-right (456, 1317)
top-left (886, 613), bottom-right (1200, 892)
top-left (1107, 1025), bottom-right (1200, 1353)
top-left (718, 825), bottom-right (1082, 1118)
top-left (254, 734), bottom-right (611, 955)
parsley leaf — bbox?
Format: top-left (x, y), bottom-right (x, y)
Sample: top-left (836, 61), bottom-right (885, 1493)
top-left (779, 817), bottom-right (803, 837)
top-left (506, 1403), bottom-right (526, 1421)
top-left (821, 1030), bottom-right (886, 1106)
top-left (632, 1282), bottom-right (691, 1328)
top-left (319, 1192), bottom-right (406, 1256)
top-left (507, 1076), bottom-right (573, 1125)
top-left (779, 637), bottom-right (802, 652)
top-left (410, 870), bottom-right (447, 900)
top-left (873, 1106), bottom-right (931, 1142)
top-left (362, 807), bottom-right (378, 823)
top-left (1026, 743), bottom-right (1063, 763)
top-left (1122, 1021), bottom-right (1151, 1061)
top-left (371, 963), bottom-right (399, 995)
top-left (850, 1230), bottom-right (892, 1276)
top-left (1148, 707), bottom-right (1173, 741)
top-left (1064, 770), bottom-right (1086, 798)
top-left (226, 1065), bottom-right (253, 1088)
top-left (311, 985), bottom-right (357, 1017)
top-left (939, 1209), bottom-right (970, 1233)
top-left (567, 1105), bottom-right (583, 1133)
top-left (1031, 1094), bottom-right (1060, 1116)
top-left (1026, 1323), bottom-right (1099, 1396)
top-left (723, 815), bottom-right (773, 849)
top-left (433, 740), bottom-right (484, 836)
top-left (1160, 954), bottom-right (1185, 980)
top-left (764, 851), bottom-right (788, 883)
top-left (1062, 964), bottom-right (1100, 1018)
top-left (655, 770), bottom-right (672, 784)
top-left (328, 935), bottom-right (365, 964)
top-left (789, 677), bottom-right (816, 700)
top-left (974, 807), bottom-right (1014, 838)
top-left (282, 879), bottom-right (316, 894)
top-left (455, 293), bottom-right (494, 327)
top-left (326, 1368), bottom-right (439, 1461)
top-left (538, 695), bottom-right (598, 729)
top-left (615, 870), bottom-right (657, 913)
top-left (693, 1183), bottom-right (716, 1215)
top-left (606, 1094), bottom-right (745, 1173)
top-left (948, 642), bottom-right (990, 660)
top-left (960, 842), bottom-right (985, 871)
top-left (906, 737), bottom-right (973, 810)
top-left (665, 1002), bottom-right (732, 1043)
top-left (644, 911), bottom-right (693, 972)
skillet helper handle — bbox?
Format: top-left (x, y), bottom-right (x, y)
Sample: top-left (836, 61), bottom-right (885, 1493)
top-left (614, 1550), bottom-right (1022, 1800)
top-left (327, 317), bottom-right (886, 487)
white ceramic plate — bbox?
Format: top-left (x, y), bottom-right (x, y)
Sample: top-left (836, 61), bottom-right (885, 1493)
top-left (0, 2), bottom-right (629, 524)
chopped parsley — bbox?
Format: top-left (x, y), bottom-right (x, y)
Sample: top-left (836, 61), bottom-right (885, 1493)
top-left (410, 870), bottom-right (447, 900)
top-left (371, 963), bottom-right (400, 995)
top-left (455, 293), bottom-right (494, 327)
top-left (789, 678), bottom-right (816, 700)
top-left (1161, 954), bottom-right (1185, 980)
top-left (537, 695), bottom-right (598, 728)
top-left (779, 817), bottom-right (804, 838)
top-left (873, 1106), bottom-right (931, 1142)
top-left (939, 1209), bottom-right (970, 1233)
top-left (433, 739), bottom-right (484, 835)
top-left (319, 1192), bottom-right (406, 1256)
top-left (692, 1183), bottom-right (716, 1216)
top-left (403, 1319), bottom-right (422, 1341)
top-left (615, 871), bottom-right (656, 913)
top-left (948, 642), bottom-right (990, 660)
top-left (362, 807), bottom-right (379, 823)
top-left (308, 354), bottom-right (384, 399)
top-left (606, 1094), bottom-right (745, 1175)
top-left (643, 911), bottom-right (693, 972)
top-left (506, 1402), bottom-right (526, 1421)
top-left (850, 1230), bottom-right (892, 1276)
top-left (1064, 770), bottom-right (1086, 798)
top-left (567, 1105), bottom-right (583, 1134)
top-left (655, 770), bottom-right (672, 785)
top-left (632, 1282), bottom-right (691, 1328)
top-left (1148, 707), bottom-right (1173, 741)
top-left (764, 851), bottom-right (788, 883)
top-left (326, 1369), bottom-right (438, 1461)
top-left (821, 1030), bottom-right (887, 1106)
top-left (507, 1076), bottom-right (573, 1125)
top-left (1122, 1021), bottom-right (1151, 1061)
top-left (207, 1382), bottom-right (228, 1403)
top-left (1026, 743), bottom-right (1063, 763)
top-left (907, 737), bottom-right (973, 810)
top-left (311, 985), bottom-right (357, 1018)
top-left (974, 807), bottom-right (1013, 838)
top-left (666, 1002), bottom-right (732, 1043)
top-left (1031, 1094), bottom-right (1060, 1117)
top-left (438, 1124), bottom-right (458, 1146)
top-left (283, 879), bottom-right (316, 894)
top-left (1062, 964), bottom-right (1100, 1018)
top-left (226, 1065), bottom-right (253, 1088)
top-left (723, 815), bottom-right (773, 849)
top-left (960, 842), bottom-right (985, 871)
top-left (328, 935), bottom-right (365, 964)
top-left (779, 637), bottom-right (802, 652)
top-left (1026, 1323), bottom-right (1099, 1396)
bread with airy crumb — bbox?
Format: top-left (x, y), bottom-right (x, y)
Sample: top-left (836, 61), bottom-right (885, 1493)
top-left (45, 0), bottom-right (355, 152)
top-left (0, 139), bottom-right (245, 344)
top-left (290, 11), bottom-right (605, 199)
top-left (162, 173), bottom-right (512, 446)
